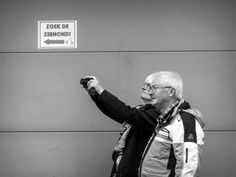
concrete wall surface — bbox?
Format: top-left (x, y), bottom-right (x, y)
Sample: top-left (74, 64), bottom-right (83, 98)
top-left (0, 0), bottom-right (236, 176)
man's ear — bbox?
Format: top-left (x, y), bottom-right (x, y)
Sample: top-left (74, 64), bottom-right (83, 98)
top-left (169, 88), bottom-right (176, 97)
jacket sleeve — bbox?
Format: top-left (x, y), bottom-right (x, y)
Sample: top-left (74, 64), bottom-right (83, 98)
top-left (173, 112), bottom-right (204, 177)
top-left (91, 90), bottom-right (158, 131)
top-left (90, 91), bottom-right (124, 124)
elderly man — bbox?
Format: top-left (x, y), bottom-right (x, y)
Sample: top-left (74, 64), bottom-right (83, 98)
top-left (82, 71), bottom-right (205, 177)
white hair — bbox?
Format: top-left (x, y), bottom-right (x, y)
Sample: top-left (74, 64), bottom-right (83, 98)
top-left (147, 71), bottom-right (184, 98)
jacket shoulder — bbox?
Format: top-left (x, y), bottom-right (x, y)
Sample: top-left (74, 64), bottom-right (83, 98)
top-left (179, 111), bottom-right (197, 143)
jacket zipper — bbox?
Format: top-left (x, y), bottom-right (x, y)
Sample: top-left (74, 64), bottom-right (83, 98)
top-left (138, 126), bottom-right (160, 177)
top-left (186, 148), bottom-right (188, 163)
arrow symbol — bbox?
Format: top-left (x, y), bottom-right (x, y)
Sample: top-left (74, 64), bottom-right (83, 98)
top-left (44, 39), bottom-right (65, 45)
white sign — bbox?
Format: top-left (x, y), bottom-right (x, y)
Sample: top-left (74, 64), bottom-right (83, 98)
top-left (38, 20), bottom-right (77, 49)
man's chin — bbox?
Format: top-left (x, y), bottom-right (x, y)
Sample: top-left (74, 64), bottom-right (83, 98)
top-left (140, 93), bottom-right (153, 104)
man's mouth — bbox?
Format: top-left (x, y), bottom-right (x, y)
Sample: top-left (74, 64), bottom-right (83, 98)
top-left (140, 92), bottom-right (153, 101)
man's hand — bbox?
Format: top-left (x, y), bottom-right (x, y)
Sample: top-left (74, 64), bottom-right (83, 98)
top-left (85, 76), bottom-right (104, 95)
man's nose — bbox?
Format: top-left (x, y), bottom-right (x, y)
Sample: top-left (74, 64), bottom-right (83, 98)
top-left (142, 86), bottom-right (150, 92)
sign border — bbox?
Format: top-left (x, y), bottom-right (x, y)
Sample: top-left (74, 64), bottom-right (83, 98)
top-left (38, 20), bottom-right (77, 49)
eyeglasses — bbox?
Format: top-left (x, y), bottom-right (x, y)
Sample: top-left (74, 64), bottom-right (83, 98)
top-left (142, 83), bottom-right (172, 93)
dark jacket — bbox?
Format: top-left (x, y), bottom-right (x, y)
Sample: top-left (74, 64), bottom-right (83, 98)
top-left (91, 90), bottom-right (160, 177)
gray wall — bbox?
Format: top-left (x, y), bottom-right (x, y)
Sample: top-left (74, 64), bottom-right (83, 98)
top-left (0, 0), bottom-right (236, 176)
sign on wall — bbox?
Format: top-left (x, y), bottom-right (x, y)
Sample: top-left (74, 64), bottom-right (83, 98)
top-left (38, 20), bottom-right (77, 49)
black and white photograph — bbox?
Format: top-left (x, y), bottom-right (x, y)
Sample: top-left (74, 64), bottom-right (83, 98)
top-left (0, 0), bottom-right (236, 176)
